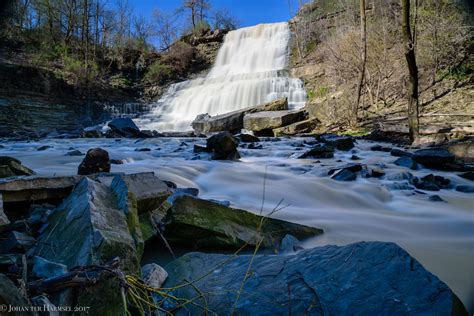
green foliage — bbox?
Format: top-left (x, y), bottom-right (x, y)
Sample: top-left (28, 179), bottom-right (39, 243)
top-left (110, 75), bottom-right (132, 89)
top-left (436, 63), bottom-right (472, 82)
top-left (62, 56), bottom-right (100, 84)
top-left (308, 86), bottom-right (329, 100)
top-left (144, 61), bottom-right (173, 84)
top-left (340, 129), bottom-right (370, 137)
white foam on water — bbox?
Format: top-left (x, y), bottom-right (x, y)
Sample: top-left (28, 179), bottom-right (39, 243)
top-left (136, 22), bottom-right (306, 131)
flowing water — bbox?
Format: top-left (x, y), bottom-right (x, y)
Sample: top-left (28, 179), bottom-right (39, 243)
top-left (136, 23), bottom-right (306, 131)
top-left (1, 138), bottom-right (473, 312)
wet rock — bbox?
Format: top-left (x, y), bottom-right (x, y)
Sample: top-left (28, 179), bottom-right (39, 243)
top-left (370, 168), bottom-right (385, 178)
top-left (0, 273), bottom-right (30, 312)
top-left (350, 155), bottom-right (360, 160)
top-left (331, 169), bottom-right (357, 181)
top-left (279, 234), bottom-right (303, 253)
top-left (104, 172), bottom-right (171, 214)
top-left (385, 172), bottom-right (414, 181)
top-left (192, 98), bottom-right (288, 134)
top-left (110, 159), bottom-right (124, 165)
top-left (429, 195), bottom-right (445, 202)
top-left (110, 176), bottom-right (145, 259)
top-left (390, 148), bottom-right (412, 157)
top-left (163, 180), bottom-right (177, 189)
top-left (77, 148), bottom-right (110, 175)
top-left (414, 180), bottom-right (440, 191)
top-left (162, 195), bottom-right (323, 249)
top-left (319, 134), bottom-right (355, 151)
top-left (135, 148), bottom-right (151, 152)
top-left (370, 145), bottom-right (391, 152)
top-left (65, 150), bottom-right (83, 156)
top-left (164, 242), bottom-right (465, 315)
top-left (206, 132), bottom-right (241, 160)
top-left (237, 133), bottom-right (260, 143)
top-left (413, 148), bottom-right (455, 168)
top-left (243, 109), bottom-right (306, 132)
top-left (384, 182), bottom-right (415, 190)
top-left (420, 174), bottom-right (452, 189)
top-left (37, 145), bottom-right (52, 151)
top-left (298, 144), bottom-right (334, 159)
top-left (0, 156), bottom-right (36, 178)
top-left (455, 185), bottom-right (474, 193)
top-left (32, 256), bottom-right (68, 279)
top-left (35, 177), bottom-right (139, 315)
top-left (193, 144), bottom-right (212, 153)
top-left (108, 118), bottom-right (141, 138)
top-left (394, 156), bottom-right (420, 170)
top-left (459, 171), bottom-right (474, 181)
top-left (31, 295), bottom-right (59, 316)
top-left (328, 163), bottom-right (363, 175)
top-left (0, 231), bottom-right (35, 253)
top-left (141, 263), bottom-right (168, 289)
top-left (82, 126), bottom-right (103, 138)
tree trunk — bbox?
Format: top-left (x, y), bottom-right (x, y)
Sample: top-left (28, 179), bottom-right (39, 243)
top-left (401, 0), bottom-right (419, 143)
top-left (353, 0), bottom-right (367, 127)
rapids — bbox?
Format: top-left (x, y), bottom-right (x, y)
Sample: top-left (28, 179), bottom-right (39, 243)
top-left (0, 138), bottom-right (472, 312)
top-left (136, 23), bottom-right (306, 131)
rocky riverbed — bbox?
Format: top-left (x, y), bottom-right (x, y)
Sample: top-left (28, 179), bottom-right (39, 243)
top-left (0, 135), bottom-right (473, 314)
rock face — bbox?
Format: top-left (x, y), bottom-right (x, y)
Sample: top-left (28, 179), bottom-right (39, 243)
top-left (162, 195), bottom-right (323, 249)
top-left (243, 109), bottom-right (306, 134)
top-left (192, 97), bottom-right (288, 134)
top-left (141, 263), bottom-right (168, 289)
top-left (164, 241), bottom-right (466, 315)
top-left (77, 148), bottom-right (111, 175)
top-left (35, 177), bottom-right (139, 315)
top-left (0, 156), bottom-right (36, 178)
top-left (206, 132), bottom-right (241, 160)
top-left (107, 118), bottom-right (141, 137)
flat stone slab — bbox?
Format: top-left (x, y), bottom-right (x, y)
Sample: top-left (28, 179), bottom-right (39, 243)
top-left (192, 97), bottom-right (288, 134)
top-left (244, 109), bottom-right (306, 132)
top-left (273, 117), bottom-right (319, 136)
top-left (164, 241), bottom-right (466, 315)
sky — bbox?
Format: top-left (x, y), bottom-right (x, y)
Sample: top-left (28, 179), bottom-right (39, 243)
top-left (128, 0), bottom-right (301, 29)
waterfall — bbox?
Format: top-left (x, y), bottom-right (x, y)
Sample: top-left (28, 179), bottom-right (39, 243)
top-left (137, 22), bottom-right (307, 132)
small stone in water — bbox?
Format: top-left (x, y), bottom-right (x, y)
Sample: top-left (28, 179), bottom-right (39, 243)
top-left (429, 195), bottom-right (445, 202)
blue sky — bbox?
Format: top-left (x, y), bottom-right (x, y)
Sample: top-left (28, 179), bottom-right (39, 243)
top-left (128, 0), bottom-right (301, 28)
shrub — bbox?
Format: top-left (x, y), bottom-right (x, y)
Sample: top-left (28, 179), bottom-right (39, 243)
top-left (144, 61), bottom-right (173, 84)
top-left (62, 55), bottom-right (99, 85)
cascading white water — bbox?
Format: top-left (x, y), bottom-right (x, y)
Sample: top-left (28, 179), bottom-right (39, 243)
top-left (137, 22), bottom-right (306, 131)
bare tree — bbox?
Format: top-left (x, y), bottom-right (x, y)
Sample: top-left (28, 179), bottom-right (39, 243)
top-left (153, 9), bottom-right (177, 51)
top-left (353, 0), bottom-right (367, 127)
top-left (401, 0), bottom-right (419, 142)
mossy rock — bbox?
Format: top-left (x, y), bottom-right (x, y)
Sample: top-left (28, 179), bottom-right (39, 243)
top-left (163, 196), bottom-right (323, 249)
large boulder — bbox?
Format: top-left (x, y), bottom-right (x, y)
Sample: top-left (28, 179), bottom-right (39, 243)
top-left (243, 109), bottom-right (306, 134)
top-left (413, 148), bottom-right (455, 168)
top-left (162, 195), bottom-right (323, 249)
top-left (77, 148), bottom-right (111, 175)
top-left (0, 156), bottom-right (36, 178)
top-left (206, 132), bottom-right (241, 160)
top-left (163, 242), bottom-right (467, 315)
top-left (35, 177), bottom-right (139, 315)
top-left (298, 144), bottom-right (334, 159)
top-left (192, 97), bottom-right (288, 134)
top-left (318, 134), bottom-right (355, 151)
top-left (107, 117), bottom-right (141, 137)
